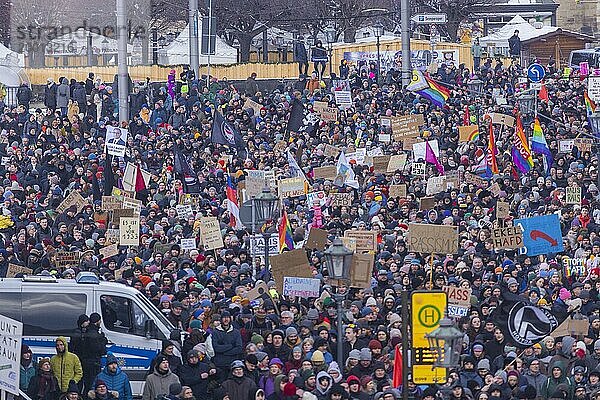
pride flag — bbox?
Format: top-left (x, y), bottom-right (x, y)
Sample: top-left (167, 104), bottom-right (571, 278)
top-left (226, 176), bottom-right (244, 229)
top-left (406, 70), bottom-right (450, 108)
top-left (487, 122), bottom-right (499, 175)
top-left (511, 114), bottom-right (534, 174)
top-left (531, 118), bottom-right (553, 175)
top-left (585, 91), bottom-right (596, 115)
top-left (278, 210), bottom-right (294, 253)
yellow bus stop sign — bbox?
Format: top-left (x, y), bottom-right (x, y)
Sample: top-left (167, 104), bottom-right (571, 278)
top-left (411, 291), bottom-right (448, 384)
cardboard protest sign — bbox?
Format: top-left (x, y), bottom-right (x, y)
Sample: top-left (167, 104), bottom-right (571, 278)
top-left (490, 113), bottom-right (515, 127)
top-left (346, 148), bottom-right (366, 165)
top-left (245, 173), bottom-right (268, 200)
top-left (7, 263), bottom-right (32, 277)
top-left (304, 228), bottom-right (329, 250)
top-left (344, 230), bottom-right (378, 253)
top-left (575, 138), bottom-right (593, 153)
top-left (458, 125), bottom-right (479, 142)
top-left (99, 243), bottom-right (119, 259)
top-left (323, 144), bottom-right (341, 158)
top-left (119, 217), bottom-right (140, 246)
top-left (563, 257), bottom-right (587, 277)
top-left (313, 166), bottom-right (337, 180)
top-left (283, 277), bottom-right (321, 298)
top-left (403, 137), bottom-right (423, 151)
top-left (56, 251), bottom-right (80, 267)
top-left (154, 242), bottom-right (176, 255)
top-left (313, 101), bottom-right (329, 115)
top-left (341, 237), bottom-right (357, 252)
top-left (443, 286), bottom-right (472, 307)
top-left (464, 172), bottom-right (488, 188)
top-left (243, 98), bottom-right (263, 115)
top-left (278, 177), bottom-right (308, 198)
top-left (407, 223), bottom-right (459, 254)
top-left (334, 91), bottom-right (352, 108)
top-left (426, 176), bottom-right (446, 196)
top-left (380, 117), bottom-right (392, 128)
top-left (93, 212), bottom-right (108, 225)
top-left (270, 249), bottom-right (313, 293)
top-left (105, 229), bottom-right (120, 244)
top-left (387, 154), bottom-right (408, 172)
top-left (321, 107), bottom-right (338, 122)
top-left (56, 190), bottom-right (87, 215)
top-left (105, 126), bottom-right (128, 157)
top-left (348, 253), bottom-right (374, 288)
top-left (244, 282), bottom-right (269, 302)
top-left (180, 238), bottom-right (197, 251)
top-left (379, 133), bottom-right (391, 143)
top-left (373, 156), bottom-right (391, 173)
top-left (489, 182), bottom-right (501, 197)
top-left (392, 116), bottom-right (420, 141)
top-left (496, 201), bottom-right (510, 219)
top-left (200, 217), bottom-right (224, 250)
top-left (110, 208), bottom-right (134, 225)
top-left (491, 226), bottom-right (524, 250)
top-left (111, 187), bottom-right (134, 200)
top-left (445, 170), bottom-right (462, 190)
top-left (419, 197), bottom-right (436, 210)
top-left (389, 184), bottom-right (407, 198)
top-left (122, 197), bottom-right (142, 217)
top-left (412, 162), bottom-right (426, 176)
top-left (566, 186), bottom-right (582, 204)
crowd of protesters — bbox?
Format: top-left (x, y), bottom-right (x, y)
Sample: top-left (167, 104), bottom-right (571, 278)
top-left (8, 51), bottom-right (600, 400)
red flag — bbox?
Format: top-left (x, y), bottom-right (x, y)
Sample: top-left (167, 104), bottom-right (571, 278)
top-left (463, 105), bottom-right (470, 126)
top-left (135, 165), bottom-right (146, 192)
top-left (392, 344), bottom-right (403, 388)
top-left (539, 84), bottom-right (549, 103)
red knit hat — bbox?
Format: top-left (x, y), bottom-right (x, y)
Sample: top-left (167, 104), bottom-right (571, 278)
top-left (283, 382), bottom-right (297, 396)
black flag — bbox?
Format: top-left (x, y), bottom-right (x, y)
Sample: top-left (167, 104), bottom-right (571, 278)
top-left (173, 144), bottom-right (201, 193)
top-left (211, 111), bottom-right (245, 149)
top-left (103, 153), bottom-right (115, 196)
top-left (491, 288), bottom-right (558, 348)
top-left (287, 98), bottom-right (304, 133)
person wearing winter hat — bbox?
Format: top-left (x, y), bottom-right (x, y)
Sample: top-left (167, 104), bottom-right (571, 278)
top-left (349, 348), bottom-right (372, 378)
top-left (286, 346), bottom-right (304, 373)
top-left (142, 355), bottom-right (180, 400)
top-left (50, 337), bottom-right (82, 393)
top-left (209, 309), bottom-right (243, 380)
top-left (327, 362), bottom-right (343, 384)
top-left (178, 350), bottom-right (212, 399)
top-left (221, 360), bottom-right (257, 400)
top-left (95, 353), bottom-right (133, 400)
top-left (285, 326), bottom-right (302, 349)
top-left (20, 344), bottom-right (37, 393)
top-left (265, 329), bottom-right (291, 363)
top-left (27, 358), bottom-right (61, 400)
top-left (259, 358), bottom-right (284, 398)
top-left (89, 379), bottom-right (119, 400)
top-left (346, 349), bottom-right (361, 374)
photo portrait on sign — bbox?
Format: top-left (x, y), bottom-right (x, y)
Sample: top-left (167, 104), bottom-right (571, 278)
top-left (105, 125), bottom-right (128, 157)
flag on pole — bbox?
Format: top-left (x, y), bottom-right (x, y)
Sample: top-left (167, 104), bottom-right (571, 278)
top-left (392, 344), bottom-right (403, 388)
top-left (425, 140), bottom-right (444, 174)
top-left (286, 149), bottom-right (307, 180)
top-left (531, 117), bottom-right (553, 175)
top-left (211, 111), bottom-right (245, 149)
top-left (103, 153), bottom-right (115, 196)
top-left (487, 122), bottom-right (499, 175)
top-left (226, 176), bottom-right (243, 229)
top-left (585, 91), bottom-right (596, 115)
top-left (511, 114), bottom-right (534, 174)
top-left (173, 144), bottom-right (201, 193)
top-left (463, 105), bottom-right (470, 126)
top-left (539, 83), bottom-right (549, 103)
top-left (406, 70), bottom-right (450, 108)
top-left (335, 152), bottom-right (359, 189)
top-left (278, 210), bottom-right (294, 252)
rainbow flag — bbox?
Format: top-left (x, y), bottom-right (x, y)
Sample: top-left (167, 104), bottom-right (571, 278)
top-left (487, 122), bottom-right (499, 175)
top-left (531, 118), bottom-right (553, 175)
top-left (278, 210), bottom-right (294, 253)
top-left (585, 91), bottom-right (596, 115)
top-left (407, 71), bottom-right (450, 108)
top-left (511, 114), bottom-right (534, 174)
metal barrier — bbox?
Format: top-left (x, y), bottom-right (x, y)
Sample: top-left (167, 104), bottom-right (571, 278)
top-left (4, 86), bottom-right (18, 107)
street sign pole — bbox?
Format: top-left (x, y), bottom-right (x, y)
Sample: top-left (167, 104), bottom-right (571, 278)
top-left (401, 0), bottom-right (411, 87)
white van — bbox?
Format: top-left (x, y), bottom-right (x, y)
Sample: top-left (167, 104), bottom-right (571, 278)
top-left (0, 273), bottom-right (175, 396)
top-left (569, 49), bottom-right (600, 69)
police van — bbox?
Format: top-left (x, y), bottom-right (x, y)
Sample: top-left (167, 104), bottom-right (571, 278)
top-left (0, 273), bottom-right (175, 395)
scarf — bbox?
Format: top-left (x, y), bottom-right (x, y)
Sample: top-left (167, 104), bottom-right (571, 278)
top-left (37, 371), bottom-right (57, 398)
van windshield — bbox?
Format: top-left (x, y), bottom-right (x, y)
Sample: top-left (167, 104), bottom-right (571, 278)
top-left (136, 292), bottom-right (174, 331)
top-left (571, 52), bottom-right (598, 68)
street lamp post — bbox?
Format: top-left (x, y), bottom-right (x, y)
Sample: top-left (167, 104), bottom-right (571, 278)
top-left (589, 112), bottom-right (600, 188)
top-left (518, 94), bottom-right (536, 121)
top-left (467, 77), bottom-right (483, 97)
top-left (373, 22), bottom-right (384, 85)
top-left (251, 187), bottom-right (279, 278)
top-left (324, 238), bottom-right (353, 365)
top-left (325, 27), bottom-right (336, 78)
top-left (426, 316), bottom-right (464, 368)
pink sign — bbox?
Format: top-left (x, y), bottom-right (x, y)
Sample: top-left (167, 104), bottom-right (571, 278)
top-left (580, 62), bottom-right (590, 76)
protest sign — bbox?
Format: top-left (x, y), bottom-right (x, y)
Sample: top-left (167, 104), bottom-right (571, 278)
top-left (321, 107), bottom-right (338, 122)
top-left (515, 214), bottom-right (564, 256)
top-left (373, 156), bottom-right (391, 173)
top-left (270, 249), bottom-right (313, 292)
top-left (119, 217), bottom-right (140, 246)
top-left (490, 113), bottom-right (516, 127)
top-left (348, 253), bottom-right (374, 288)
top-left (413, 140), bottom-right (439, 162)
top-left (346, 148), bottom-right (366, 165)
top-left (243, 282), bottom-right (270, 302)
top-left (99, 243), bottom-right (119, 259)
top-left (180, 238), bottom-right (197, 251)
top-left (329, 192), bottom-right (354, 207)
top-left (464, 172), bottom-right (488, 188)
top-left (122, 197), bottom-right (142, 217)
top-left (7, 263), bottom-right (32, 277)
top-left (496, 201), bottom-right (510, 219)
top-left (380, 117), bottom-right (392, 128)
top-left (391, 116), bottom-right (420, 141)
top-left (563, 257), bottom-right (587, 277)
top-left (249, 234), bottom-right (279, 257)
top-left (403, 137), bottom-right (423, 151)
top-left (566, 186), bottom-right (582, 204)
top-left (387, 154), bottom-right (408, 172)
top-left (110, 208), bottom-right (134, 225)
top-left (200, 217), bottom-right (224, 250)
top-left (412, 162), bottom-right (426, 176)
top-left (389, 184), bottom-right (407, 198)
top-left (56, 190), bottom-right (87, 214)
top-left (575, 138), bottom-right (593, 153)
top-left (176, 204), bottom-right (194, 218)
top-left (0, 313), bottom-right (22, 395)
top-left (559, 139), bottom-right (575, 153)
top-left (304, 228), bottom-right (329, 250)
top-left (243, 98), bottom-right (263, 115)
top-left (105, 229), bottom-right (120, 244)
top-left (283, 277), bottom-right (321, 298)
top-left (94, 212), bottom-right (107, 225)
top-left (443, 285), bottom-right (472, 318)
top-left (245, 173), bottom-right (268, 200)
top-left (323, 144), bottom-right (341, 158)
top-left (102, 196), bottom-right (121, 211)
top-left (407, 224), bottom-right (459, 254)
top-left (313, 166), bottom-right (337, 180)
top-left (278, 177), bottom-right (308, 198)
top-left (334, 91), bottom-right (353, 108)
top-left (419, 197), bottom-right (436, 210)
top-left (313, 101), bottom-right (329, 114)
top-left (489, 182), bottom-right (501, 197)
top-left (344, 230), bottom-right (378, 253)
top-left (445, 170), bottom-right (462, 190)
top-left (306, 191), bottom-right (327, 206)
top-left (458, 125), bottom-right (479, 142)
top-left (341, 237), bottom-right (357, 252)
top-left (491, 226), bottom-right (524, 250)
top-left (56, 251), bottom-right (80, 267)
top-left (379, 133), bottom-right (391, 143)
top-left (426, 176), bottom-right (446, 195)
top-left (111, 187), bottom-right (134, 200)
top-left (105, 126), bottom-right (128, 157)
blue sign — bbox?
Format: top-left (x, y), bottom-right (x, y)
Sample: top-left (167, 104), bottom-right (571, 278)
top-left (527, 63), bottom-right (546, 83)
top-left (514, 214), bottom-right (564, 256)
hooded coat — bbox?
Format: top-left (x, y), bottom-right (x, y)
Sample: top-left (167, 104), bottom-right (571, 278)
top-left (49, 337), bottom-right (83, 392)
top-left (142, 363), bottom-right (180, 400)
top-left (312, 371), bottom-right (332, 400)
top-left (94, 361), bottom-right (132, 400)
top-left (540, 362), bottom-right (574, 400)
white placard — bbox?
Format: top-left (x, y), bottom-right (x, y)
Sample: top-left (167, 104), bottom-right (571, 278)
top-left (105, 126), bottom-right (128, 157)
top-left (413, 139), bottom-right (439, 162)
top-left (0, 314), bottom-right (23, 395)
top-left (589, 77), bottom-right (600, 102)
top-left (283, 277), bottom-right (321, 298)
top-left (306, 191), bottom-right (327, 206)
top-left (119, 217), bottom-right (140, 246)
top-left (334, 91), bottom-right (353, 109)
top-left (180, 238), bottom-right (197, 251)
top-left (176, 204), bottom-right (193, 218)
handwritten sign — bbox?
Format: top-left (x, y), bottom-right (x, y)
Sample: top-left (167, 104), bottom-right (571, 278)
top-left (200, 217), bottom-right (224, 250)
top-left (119, 217), bottom-right (140, 246)
top-left (278, 177), bottom-right (308, 198)
top-left (419, 196), bottom-right (436, 210)
top-left (341, 237), bottom-right (357, 252)
top-left (180, 238), bottom-right (197, 251)
top-left (313, 166), bottom-right (337, 180)
top-left (491, 226), bottom-right (524, 250)
top-left (426, 176), bottom-right (446, 195)
top-left (122, 197), bottom-right (142, 217)
top-left (323, 144), bottom-right (341, 158)
top-left (496, 201), bottom-right (510, 219)
top-left (243, 98), bottom-right (263, 115)
top-left (329, 192), bottom-right (354, 207)
top-left (389, 184), bottom-right (407, 198)
top-left (7, 263), bottom-right (32, 277)
top-left (563, 257), bottom-right (587, 277)
top-left (99, 243), bottom-right (119, 259)
top-left (412, 162), bottom-right (426, 176)
top-left (387, 154), bottom-right (408, 172)
top-left (56, 251), bottom-right (80, 267)
top-left (575, 138), bottom-right (593, 153)
top-left (321, 107), bottom-right (338, 122)
top-left (559, 139), bottom-right (575, 153)
top-left (270, 249), bottom-right (313, 293)
top-left (373, 156), bottom-right (391, 173)
top-left (459, 125), bottom-right (479, 142)
top-left (344, 230), bottom-right (378, 253)
top-left (176, 204), bottom-right (194, 217)
top-left (490, 113), bottom-right (515, 127)
top-left (407, 223), bottom-right (458, 254)
top-left (56, 190), bottom-right (87, 214)
top-left (105, 229), bottom-right (120, 244)
top-left (283, 277), bottom-right (321, 298)
top-left (566, 186), bottom-right (582, 205)
top-left (464, 172), bottom-right (488, 188)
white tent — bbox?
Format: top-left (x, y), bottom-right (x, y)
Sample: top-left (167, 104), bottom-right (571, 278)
top-left (46, 28), bottom-right (133, 57)
top-left (158, 21), bottom-right (237, 65)
top-left (479, 15), bottom-right (558, 54)
top-left (0, 43), bottom-right (24, 68)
